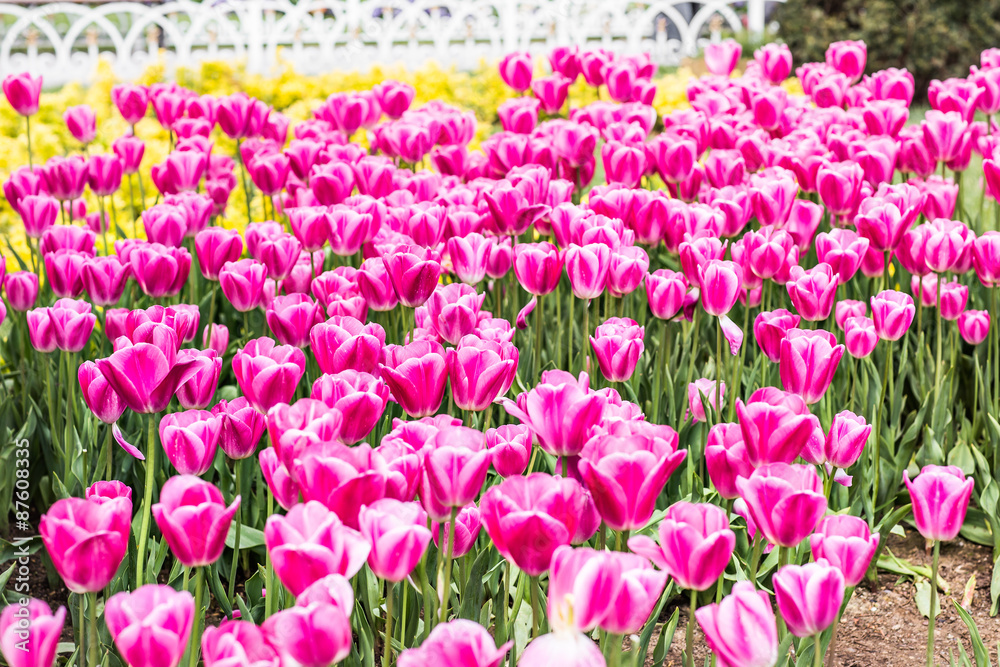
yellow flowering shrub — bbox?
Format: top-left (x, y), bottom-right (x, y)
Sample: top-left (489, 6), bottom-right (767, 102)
top-left (0, 58), bottom-right (721, 271)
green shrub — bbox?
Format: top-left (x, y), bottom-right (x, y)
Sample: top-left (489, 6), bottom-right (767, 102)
top-left (772, 0), bottom-right (1000, 95)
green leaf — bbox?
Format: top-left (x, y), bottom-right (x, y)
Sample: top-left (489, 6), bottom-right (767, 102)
top-left (951, 600), bottom-right (994, 667)
top-left (224, 523), bottom-right (266, 550)
top-left (652, 607), bottom-right (680, 667)
top-left (0, 536), bottom-right (42, 563)
top-left (915, 579), bottom-right (941, 619)
top-left (990, 558), bottom-right (999, 617)
top-left (773, 632), bottom-right (795, 667)
top-left (458, 547), bottom-right (490, 621)
top-left (207, 562), bottom-right (233, 618)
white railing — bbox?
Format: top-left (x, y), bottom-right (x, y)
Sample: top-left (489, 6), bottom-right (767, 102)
top-left (0, 0), bottom-right (784, 85)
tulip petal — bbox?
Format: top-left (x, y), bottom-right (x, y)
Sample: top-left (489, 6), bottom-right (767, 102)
top-left (113, 422), bottom-right (146, 460)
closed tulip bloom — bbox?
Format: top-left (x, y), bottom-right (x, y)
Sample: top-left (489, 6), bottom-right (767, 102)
top-left (86, 154), bottom-right (123, 197)
top-left (815, 228), bottom-right (870, 284)
top-left (39, 496), bottom-right (129, 593)
top-left (27, 308), bottom-right (56, 353)
top-left (779, 329), bottom-right (844, 405)
top-left (958, 310), bottom-right (990, 345)
top-left (773, 560), bottom-right (845, 638)
top-left (201, 621), bottom-right (279, 667)
top-left (629, 501), bottom-right (735, 591)
top-left (105, 585), bottom-right (194, 667)
top-left (870, 290), bottom-right (915, 341)
top-left (174, 349), bottom-right (222, 409)
top-left (382, 244), bottom-right (442, 308)
top-left (447, 232), bottom-right (492, 285)
top-left (518, 632), bottom-right (605, 667)
top-left (736, 462), bottom-right (827, 548)
top-left (532, 74), bottom-right (572, 114)
top-left (219, 259), bottom-right (268, 312)
top-left (17, 194), bottom-right (58, 239)
top-left (426, 283), bottom-right (485, 345)
top-left (785, 263), bottom-right (837, 322)
top-left (579, 421), bottom-right (685, 531)
top-left (64, 105), bottom-right (96, 144)
top-left (3, 72), bottom-right (42, 116)
top-left (809, 515), bottom-right (879, 587)
top-left (705, 423), bottom-right (754, 499)
top-left (266, 398), bottom-right (343, 475)
top-left (480, 473), bottom-right (599, 576)
top-left (546, 546), bottom-right (623, 633)
top-left (358, 498), bottom-right (431, 582)
top-left (380, 339), bottom-right (448, 418)
top-left (129, 243), bottom-right (191, 298)
top-left (485, 424), bottom-right (532, 478)
top-left (688, 378), bottom-right (724, 423)
top-left (262, 601), bottom-right (352, 667)
top-left (704, 39), bottom-right (742, 76)
top-left (513, 242), bottom-right (563, 296)
top-left (755, 43), bottom-right (793, 83)
top-left (835, 300), bottom-right (867, 330)
top-left (158, 409), bottom-right (221, 475)
top-left (310, 371), bottom-right (389, 444)
top-left (498, 96), bottom-right (540, 134)
top-left (737, 387), bottom-right (819, 466)
top-left (937, 280), bottom-right (968, 321)
top-left (254, 232), bottom-right (302, 281)
top-left (46, 298), bottom-right (96, 352)
top-left (78, 360), bottom-right (127, 424)
top-left (96, 324), bottom-right (200, 413)
top-left (698, 260), bottom-right (742, 316)
top-left (502, 370), bottom-right (606, 458)
top-left (356, 257), bottom-right (398, 312)
top-left (259, 447), bottom-right (300, 511)
top-left (922, 110), bottom-right (968, 164)
top-left (499, 52), bottom-right (533, 91)
top-left (195, 227), bottom-right (244, 280)
top-left (589, 317), bottom-right (644, 382)
top-left (113, 135), bottom-right (146, 175)
top-left (311, 316), bottom-right (385, 376)
top-left (448, 335), bottom-right (519, 412)
top-left (248, 151), bottom-right (290, 196)
top-left (820, 410), bottom-right (871, 470)
top-left (826, 39), bottom-right (867, 81)
top-left (397, 619), bottom-right (511, 667)
top-left (42, 155), bottom-right (88, 201)
top-left (924, 218), bottom-right (970, 274)
top-left (753, 309), bottom-right (800, 363)
top-left (153, 475), bottom-right (239, 567)
top-left (420, 426), bottom-right (491, 519)
top-left (844, 316), bottom-right (879, 358)
top-left (328, 207), bottom-right (374, 256)
top-left (696, 582), bottom-right (777, 667)
top-left (265, 293), bottom-right (324, 348)
top-left (0, 599), bottom-right (65, 667)
top-left (601, 141), bottom-right (646, 188)
top-left (607, 245), bottom-right (649, 297)
top-left (973, 231), bottom-right (1000, 287)
top-left (679, 236), bottom-right (726, 286)
top-left (81, 255), bottom-right (131, 306)
top-left (903, 465), bottom-right (975, 542)
top-left (211, 397), bottom-right (266, 460)
top-left (265, 500), bottom-right (370, 595)
top-left (232, 337), bottom-right (306, 412)
top-left (645, 269), bottom-right (687, 320)
top-left (43, 248), bottom-right (86, 297)
top-left (650, 135), bottom-right (697, 184)
top-left (431, 504), bottom-right (482, 559)
top-left (203, 323), bottom-right (228, 357)
top-left (817, 161), bottom-right (864, 218)
top-left (111, 83), bottom-right (149, 124)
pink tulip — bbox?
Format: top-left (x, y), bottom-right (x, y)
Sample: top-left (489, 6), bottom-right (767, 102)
top-left (937, 279), bottom-right (968, 321)
top-left (3, 72), bottom-right (42, 116)
top-left (447, 335), bottom-right (518, 412)
top-left (817, 162), bottom-right (864, 218)
top-left (153, 475), bottom-right (238, 567)
top-left (870, 290), bottom-right (915, 341)
top-left (518, 632), bottom-right (605, 667)
top-left (201, 621), bottom-right (279, 667)
top-left (78, 360), bottom-right (127, 424)
top-left (431, 504), bottom-right (482, 558)
top-left (815, 229), bottom-right (870, 284)
top-left (973, 231), bottom-right (1000, 287)
top-left (212, 396), bottom-right (266, 460)
top-left (81, 255), bottom-right (131, 307)
top-left (358, 498), bottom-right (431, 582)
top-left (779, 328), bottom-right (844, 405)
top-left (42, 155), bottom-right (88, 202)
top-left (113, 135), bottom-right (145, 175)
top-left (922, 110), bottom-right (968, 164)
top-left (419, 426), bottom-right (491, 520)
top-left (826, 39), bottom-right (867, 81)
top-left (645, 269), bottom-right (687, 320)
top-left (698, 259), bottom-right (742, 317)
top-left (753, 309), bottom-right (800, 363)
top-left (39, 495), bottom-right (129, 593)
top-left (87, 153), bottom-right (123, 197)
top-left (262, 602), bottom-right (353, 667)
top-left (924, 218), bottom-right (970, 274)
top-left (0, 599), bottom-right (65, 667)
top-left (426, 283), bottom-right (485, 345)
top-left (650, 135), bottom-right (697, 184)
top-left (43, 248), bottom-right (87, 297)
top-left (844, 316), bottom-right (879, 358)
top-left (310, 316), bottom-right (385, 376)
top-left (958, 310), bottom-right (990, 345)
top-left (754, 43), bottom-right (793, 83)
top-left (195, 227), bottom-right (244, 281)
top-left (15, 196), bottom-right (57, 242)
top-left (247, 151), bottom-right (290, 196)
top-left (252, 232), bottom-right (302, 281)
top-left (260, 447), bottom-right (300, 510)
top-left (219, 259), bottom-right (268, 312)
top-left (158, 409), bottom-right (221, 475)
top-left (3, 271), bottom-right (38, 312)
top-left (127, 242), bottom-right (191, 298)
top-left (589, 317), bottom-right (644, 382)
top-left (265, 293), bottom-right (324, 348)
top-left (356, 257), bottom-right (399, 312)
top-left (903, 465), bottom-right (975, 542)
top-left (380, 339), bottom-right (448, 418)
top-left (705, 422), bottom-right (754, 499)
top-left (785, 263), bottom-right (837, 322)
top-left (687, 378), bottom-right (724, 423)
top-left (382, 244), bottom-right (442, 308)
top-left (546, 546), bottom-right (621, 632)
top-left (822, 410), bottom-right (872, 469)
top-left (310, 371), bottom-right (388, 444)
top-left (514, 242), bottom-right (564, 296)
top-left (26, 308), bottom-right (56, 353)
top-left (105, 585), bottom-right (194, 667)
top-left (773, 560), bottom-right (845, 638)
top-left (498, 97), bottom-right (540, 134)
top-left (264, 500), bottom-right (370, 596)
top-left (629, 501), bottom-right (735, 591)
top-left (704, 39), bottom-right (742, 76)
top-left (807, 515), bottom-right (879, 588)
top-left (397, 619), bottom-right (511, 667)
top-left (111, 84), bottom-right (148, 124)
top-left (485, 424), bottom-right (532, 478)
top-left (679, 236), bottom-right (726, 285)
top-left (696, 582), bottom-right (778, 667)
top-left (232, 337), bottom-right (306, 412)
top-left (96, 323), bottom-right (199, 413)
top-left (64, 105), bottom-right (96, 144)
top-left (499, 52), bottom-right (533, 92)
top-left (502, 370), bottom-right (605, 458)
top-left (736, 462), bottom-right (827, 547)
top-left (607, 245), bottom-right (649, 297)
top-left (579, 421), bottom-right (685, 531)
top-left (601, 141), bottom-right (645, 188)
top-left (480, 473), bottom-right (598, 576)
top-left (532, 75), bottom-right (572, 114)
top-left (217, 92), bottom-right (269, 140)
top-left (737, 387), bottom-right (820, 467)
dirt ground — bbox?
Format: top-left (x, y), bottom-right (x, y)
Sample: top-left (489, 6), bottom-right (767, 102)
top-left (659, 532), bottom-right (1000, 666)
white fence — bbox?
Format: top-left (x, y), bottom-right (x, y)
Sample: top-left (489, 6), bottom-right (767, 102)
top-left (0, 0), bottom-right (784, 85)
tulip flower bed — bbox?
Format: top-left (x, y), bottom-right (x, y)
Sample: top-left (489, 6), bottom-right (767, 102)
top-left (3, 37), bottom-right (1000, 667)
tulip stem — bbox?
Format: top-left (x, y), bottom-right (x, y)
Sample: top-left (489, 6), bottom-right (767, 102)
top-left (439, 507), bottom-right (458, 623)
top-left (685, 588), bottom-right (696, 667)
top-left (227, 458), bottom-right (244, 606)
top-left (77, 594), bottom-right (86, 667)
top-left (873, 341), bottom-right (892, 523)
top-left (534, 293), bottom-right (544, 383)
top-left (715, 317), bottom-right (723, 424)
top-left (24, 114), bottom-right (33, 169)
top-left (813, 633), bottom-right (823, 667)
top-left (105, 426), bottom-right (114, 481)
top-left (927, 540), bottom-right (940, 667)
top-left (583, 299), bottom-right (591, 374)
top-left (748, 533), bottom-right (763, 586)
top-left (530, 575), bottom-right (540, 638)
top-left (776, 546), bottom-right (789, 640)
top-left (88, 591), bottom-right (99, 667)
top-left (189, 567), bottom-right (204, 667)
top-left (682, 308), bottom-right (700, 420)
top-left (265, 485), bottom-right (275, 618)
top-left (568, 295), bottom-right (575, 373)
top-left (236, 140), bottom-right (253, 228)
top-left (384, 581), bottom-right (394, 667)
top-left (653, 320), bottom-right (668, 424)
top-left (136, 414), bottom-right (157, 589)
top-left (934, 278), bottom-right (944, 412)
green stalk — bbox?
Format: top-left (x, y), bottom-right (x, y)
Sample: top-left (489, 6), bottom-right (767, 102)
top-left (227, 458), bottom-right (244, 605)
top-left (652, 320), bottom-right (668, 424)
top-left (583, 299), bottom-right (591, 374)
top-left (555, 281), bottom-right (563, 369)
top-left (78, 594), bottom-right (86, 667)
top-left (25, 115), bottom-right (33, 169)
top-left (88, 592), bottom-right (99, 667)
top-left (927, 540), bottom-right (940, 667)
top-left (384, 581), bottom-right (394, 667)
top-left (265, 485), bottom-right (275, 618)
top-left (568, 295), bottom-right (575, 372)
top-left (534, 294), bottom-right (544, 383)
top-left (439, 507), bottom-right (458, 623)
top-left (813, 633), bottom-right (823, 667)
top-left (189, 567), bottom-right (204, 667)
top-left (136, 414), bottom-right (157, 589)
top-left (105, 426), bottom-right (113, 481)
top-left (715, 317), bottom-right (723, 424)
top-left (748, 533), bottom-right (764, 586)
top-left (530, 575), bottom-right (540, 639)
top-left (776, 547), bottom-right (789, 640)
top-left (934, 276), bottom-right (944, 410)
top-left (872, 341), bottom-right (892, 522)
top-left (682, 308), bottom-right (700, 419)
top-left (686, 588), bottom-right (697, 667)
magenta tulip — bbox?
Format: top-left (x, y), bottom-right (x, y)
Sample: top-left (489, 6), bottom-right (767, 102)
top-left (589, 317), bottom-right (644, 382)
top-left (773, 560), bottom-right (845, 638)
top-left (485, 424), bottom-right (532, 478)
top-left (158, 409), bottom-right (221, 475)
top-left (502, 370), bottom-right (606, 458)
top-left (903, 465), bottom-right (975, 542)
top-left (809, 515), bottom-right (880, 587)
top-left (779, 328), bottom-right (844, 404)
top-left (212, 397), bottom-right (266, 460)
top-left (358, 498), bottom-right (432, 582)
top-left (0, 599), bottom-right (65, 667)
top-left (105, 585), bottom-right (194, 667)
top-left (698, 260), bottom-right (743, 317)
top-left (736, 462), bottom-right (827, 548)
top-left (870, 290), bottom-right (915, 341)
top-left (232, 337), bottom-right (306, 412)
top-left (447, 335), bottom-right (519, 412)
top-left (705, 422), bottom-right (754, 499)
top-left (696, 582), bottom-right (778, 667)
top-left (153, 475), bottom-right (238, 567)
top-left (513, 242), bottom-right (564, 296)
top-left (3, 72), bottom-right (42, 116)
top-left (39, 496), bottom-right (129, 593)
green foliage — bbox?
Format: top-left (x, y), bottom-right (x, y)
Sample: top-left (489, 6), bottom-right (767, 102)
top-left (773, 0), bottom-right (1000, 94)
